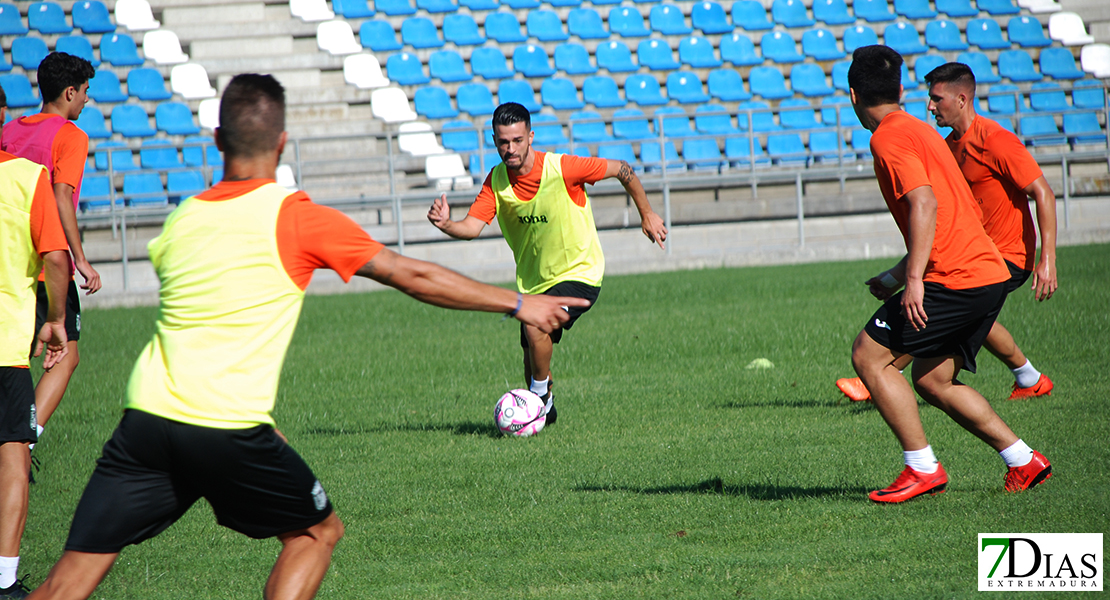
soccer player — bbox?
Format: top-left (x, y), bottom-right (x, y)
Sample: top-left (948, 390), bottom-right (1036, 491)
top-left (25, 74), bottom-right (587, 600)
top-left (0, 52), bottom-right (102, 444)
top-left (847, 46), bottom-right (1051, 503)
top-left (0, 86), bottom-right (71, 600)
top-left (427, 102), bottom-right (668, 424)
top-left (835, 61), bottom-right (1058, 403)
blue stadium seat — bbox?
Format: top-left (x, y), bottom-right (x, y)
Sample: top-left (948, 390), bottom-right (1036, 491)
top-left (503, 0), bottom-right (540, 8)
top-left (360, 22), bottom-right (403, 51)
top-left (429, 50), bottom-right (471, 83)
top-left (128, 68), bottom-right (172, 101)
top-left (598, 142), bottom-right (637, 165)
top-left (625, 74), bottom-right (668, 105)
top-left (609, 6), bottom-right (650, 37)
top-left (967, 18), bottom-right (1009, 50)
top-left (901, 61), bottom-right (917, 90)
top-left (749, 66), bottom-right (792, 100)
top-left (548, 0), bottom-right (581, 8)
top-left (695, 104), bottom-right (740, 134)
top-left (513, 44), bottom-right (555, 77)
top-left (986, 115), bottom-right (1016, 133)
top-left (596, 41), bottom-right (639, 72)
top-left (75, 106), bottom-right (110, 139)
top-left (813, 0), bottom-right (854, 25)
top-left (568, 8), bottom-right (608, 39)
top-left (414, 86), bottom-right (460, 118)
top-left (707, 68), bottom-right (752, 101)
top-left (1072, 79), bottom-right (1106, 109)
top-left (469, 150), bottom-right (500, 177)
top-left (894, 0), bottom-right (936, 18)
top-left (802, 28), bottom-right (845, 60)
top-left (583, 75), bottom-right (626, 107)
top-left (679, 35), bottom-right (722, 68)
top-left (94, 141), bottom-right (138, 171)
top-left (832, 60), bottom-right (850, 90)
top-left (778, 98), bottom-right (822, 129)
top-left (0, 3), bottom-right (27, 35)
top-left (140, 139), bottom-right (183, 169)
top-left (0, 46), bottom-right (9, 72)
top-left (768, 133), bottom-right (808, 165)
top-left (541, 77), bottom-right (585, 110)
top-left (402, 17), bottom-right (444, 48)
top-left (1007, 16), bottom-right (1050, 48)
top-left (554, 44), bottom-right (597, 75)
top-left (957, 51), bottom-right (1002, 83)
top-left (417, 0), bottom-right (457, 13)
top-left (654, 106), bottom-right (696, 138)
top-left (612, 108), bottom-right (653, 139)
top-left (375, 0), bottom-right (415, 15)
top-left (485, 12), bottom-right (527, 43)
top-left (55, 35), bottom-right (100, 67)
top-left (935, 0), bottom-right (977, 17)
top-left (167, 170), bottom-right (206, 202)
top-left (1039, 48), bottom-right (1085, 80)
top-left (851, 129), bottom-right (873, 158)
top-left (854, 0), bottom-right (895, 22)
top-left (692, 1), bottom-right (732, 34)
top-left (985, 84), bottom-right (1020, 116)
top-left (638, 38), bottom-right (680, 70)
top-left (80, 174), bottom-right (112, 210)
top-left (761, 31), bottom-right (803, 63)
top-left (925, 20), bottom-right (968, 51)
top-left (902, 89), bottom-right (929, 120)
top-left (884, 22), bottom-right (927, 55)
top-left (791, 63), bottom-right (834, 97)
top-left (123, 172), bottom-right (167, 208)
top-left (531, 114), bottom-right (568, 146)
top-left (809, 131), bottom-right (851, 161)
top-left (100, 33), bottom-right (144, 66)
top-left (1019, 114), bottom-right (1064, 146)
top-left (471, 47), bottom-right (513, 79)
top-left (914, 54), bottom-right (947, 83)
top-left (649, 4), bottom-right (691, 35)
top-left (666, 71), bottom-right (708, 103)
top-left (182, 136), bottom-right (221, 167)
top-left (498, 80), bottom-right (541, 112)
top-left (11, 38), bottom-right (48, 70)
top-left (977, 0), bottom-right (1019, 16)
top-left (1063, 112), bottom-right (1104, 145)
top-left (720, 33), bottom-right (762, 66)
top-left (998, 50), bottom-right (1042, 83)
top-left (683, 139), bottom-right (725, 171)
top-left (569, 110), bottom-right (613, 141)
top-left (459, 0), bottom-right (498, 9)
top-left (441, 121), bottom-right (479, 152)
top-left (88, 69), bottom-right (127, 103)
top-left (732, 1), bottom-right (773, 31)
top-left (737, 100), bottom-right (781, 131)
top-left (1028, 82), bottom-right (1067, 111)
top-left (641, 141), bottom-right (686, 171)
top-left (443, 14), bottom-right (484, 45)
top-left (724, 136), bottom-right (769, 167)
top-left (528, 10), bottom-right (569, 41)
top-left (1, 74), bottom-right (40, 107)
top-left (772, 0), bottom-right (814, 27)
top-left (843, 25), bottom-right (879, 53)
top-left (821, 95), bottom-right (862, 127)
top-left (386, 53), bottom-right (429, 85)
top-left (457, 83), bottom-right (497, 115)
top-left (29, 1), bottom-right (71, 34)
top-left (111, 104), bottom-right (156, 137)
top-left (334, 0), bottom-right (375, 17)
top-left (155, 102), bottom-right (200, 135)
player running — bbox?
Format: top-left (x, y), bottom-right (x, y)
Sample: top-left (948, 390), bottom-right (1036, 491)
top-left (427, 102), bottom-right (668, 425)
top-left (836, 61), bottom-right (1057, 403)
top-left (847, 46), bottom-right (1051, 503)
top-left (25, 74), bottom-right (587, 600)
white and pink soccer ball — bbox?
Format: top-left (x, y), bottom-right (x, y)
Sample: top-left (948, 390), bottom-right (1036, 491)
top-left (494, 389), bottom-right (547, 437)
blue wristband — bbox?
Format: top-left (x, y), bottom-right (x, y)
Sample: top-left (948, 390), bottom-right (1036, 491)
top-left (509, 292), bottom-right (523, 317)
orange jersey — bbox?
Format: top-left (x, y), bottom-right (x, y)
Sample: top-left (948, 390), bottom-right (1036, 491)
top-left (870, 111), bottom-right (1009, 290)
top-left (0, 151), bottom-right (68, 256)
top-left (946, 116), bottom-right (1042, 271)
top-left (467, 151), bottom-right (609, 224)
top-left (193, 180), bottom-right (383, 290)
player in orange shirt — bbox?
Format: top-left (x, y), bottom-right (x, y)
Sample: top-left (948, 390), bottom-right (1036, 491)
top-left (847, 46), bottom-right (1051, 503)
top-left (836, 62), bottom-right (1057, 403)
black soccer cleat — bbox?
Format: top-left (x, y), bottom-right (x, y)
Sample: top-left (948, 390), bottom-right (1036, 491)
top-left (0, 577), bottom-right (32, 599)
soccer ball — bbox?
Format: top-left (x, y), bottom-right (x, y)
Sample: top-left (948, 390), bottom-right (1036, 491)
top-left (494, 389), bottom-right (547, 437)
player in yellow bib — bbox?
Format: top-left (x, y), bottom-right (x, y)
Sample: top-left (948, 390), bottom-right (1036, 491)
top-left (428, 102), bottom-right (668, 425)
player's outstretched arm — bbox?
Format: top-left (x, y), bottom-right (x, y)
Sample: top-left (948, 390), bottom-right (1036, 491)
top-left (356, 248), bottom-right (589, 334)
top-left (427, 193), bottom-right (487, 240)
top-left (604, 159), bottom-right (667, 249)
top-left (35, 249), bottom-right (70, 371)
top-left (1024, 176), bottom-right (1057, 301)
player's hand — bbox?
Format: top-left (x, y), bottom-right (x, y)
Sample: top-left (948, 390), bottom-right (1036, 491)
top-left (865, 273), bottom-right (897, 301)
top-left (1030, 256), bottom-right (1057, 301)
top-left (640, 211), bottom-right (667, 250)
top-left (34, 321), bottom-right (68, 371)
top-left (427, 193), bottom-right (452, 231)
top-left (900, 279), bottom-right (927, 331)
top-left (514, 294), bottom-right (591, 334)
top-left (75, 259), bottom-right (102, 294)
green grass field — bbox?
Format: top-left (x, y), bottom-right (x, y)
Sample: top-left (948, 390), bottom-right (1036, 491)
top-left (24, 243), bottom-right (1110, 599)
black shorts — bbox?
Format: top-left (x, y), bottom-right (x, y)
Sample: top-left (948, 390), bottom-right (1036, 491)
top-left (65, 410), bottom-right (333, 553)
top-left (519, 280), bottom-right (601, 348)
top-left (0, 367), bottom-right (37, 445)
top-left (32, 280), bottom-right (81, 355)
top-left (864, 281), bottom-right (1006, 374)
top-left (1003, 260), bottom-right (1032, 296)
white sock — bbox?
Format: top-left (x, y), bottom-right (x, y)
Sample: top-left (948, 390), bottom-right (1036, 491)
top-left (1011, 361), bottom-right (1041, 389)
top-left (1000, 439), bottom-right (1034, 468)
top-left (0, 555), bottom-right (19, 589)
top-left (904, 445), bottom-right (939, 474)
top-left (529, 377), bottom-right (550, 398)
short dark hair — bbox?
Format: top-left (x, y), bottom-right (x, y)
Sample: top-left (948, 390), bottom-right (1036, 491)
top-left (847, 45), bottom-right (904, 108)
top-left (217, 74), bottom-right (286, 159)
top-left (38, 52), bottom-right (95, 103)
top-left (0, 84), bottom-right (6, 109)
top-left (923, 61), bottom-right (976, 93)
top-left (492, 102), bottom-right (530, 131)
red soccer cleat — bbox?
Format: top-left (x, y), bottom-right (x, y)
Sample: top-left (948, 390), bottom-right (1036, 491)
top-left (869, 463), bottom-right (948, 503)
top-left (1008, 374), bottom-right (1053, 400)
top-left (1004, 450), bottom-right (1052, 492)
top-left (836, 377), bottom-right (872, 402)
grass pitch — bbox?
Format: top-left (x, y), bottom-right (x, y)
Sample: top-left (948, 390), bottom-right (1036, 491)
top-left (24, 243), bottom-right (1110, 599)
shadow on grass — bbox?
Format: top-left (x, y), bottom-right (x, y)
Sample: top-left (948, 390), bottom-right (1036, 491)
top-left (576, 477), bottom-right (866, 501)
top-left (303, 421), bottom-right (502, 438)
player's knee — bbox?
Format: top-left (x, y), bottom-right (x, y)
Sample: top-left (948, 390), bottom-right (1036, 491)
top-left (314, 513), bottom-right (345, 547)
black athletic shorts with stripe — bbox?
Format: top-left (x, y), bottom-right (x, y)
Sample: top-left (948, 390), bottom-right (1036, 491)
top-left (519, 280), bottom-right (601, 348)
top-left (65, 410), bottom-right (333, 553)
top-left (0, 367), bottom-right (37, 445)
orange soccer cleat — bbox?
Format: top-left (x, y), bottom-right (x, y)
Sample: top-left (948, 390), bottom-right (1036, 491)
top-left (1008, 374), bottom-right (1054, 400)
top-left (869, 463), bottom-right (948, 503)
top-left (1004, 450), bottom-right (1052, 492)
top-left (836, 377), bottom-right (872, 402)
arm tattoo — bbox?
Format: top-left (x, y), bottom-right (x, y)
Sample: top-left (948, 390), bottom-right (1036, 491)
top-left (616, 161), bottom-right (635, 184)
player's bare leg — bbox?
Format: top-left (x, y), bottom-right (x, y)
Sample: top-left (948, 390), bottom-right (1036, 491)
top-left (522, 325), bottom-right (553, 385)
top-left (34, 341), bottom-right (80, 427)
top-left (982, 322), bottom-right (1026, 370)
top-left (851, 332), bottom-right (928, 451)
top-left (0, 442), bottom-right (31, 558)
top-left (25, 551), bottom-right (117, 600)
top-left (264, 512), bottom-right (344, 600)
top-left (911, 356), bottom-right (1019, 452)
top-left (983, 322), bottom-right (1054, 399)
